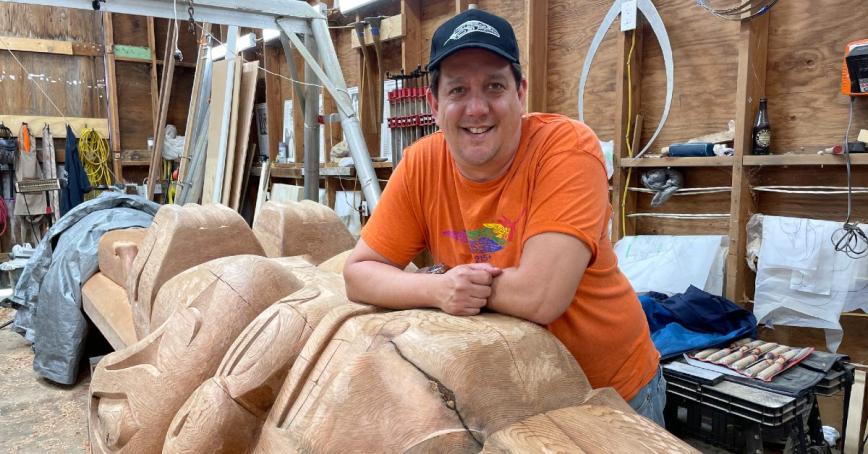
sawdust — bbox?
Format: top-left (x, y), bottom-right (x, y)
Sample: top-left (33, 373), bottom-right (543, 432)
top-left (0, 308), bottom-right (91, 453)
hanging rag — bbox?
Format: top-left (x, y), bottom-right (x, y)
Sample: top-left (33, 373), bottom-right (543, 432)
top-left (641, 168), bottom-right (684, 207)
top-left (59, 125), bottom-right (92, 217)
top-left (41, 124), bottom-right (60, 223)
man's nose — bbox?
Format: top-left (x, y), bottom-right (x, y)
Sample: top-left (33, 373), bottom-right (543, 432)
top-left (464, 92), bottom-right (489, 117)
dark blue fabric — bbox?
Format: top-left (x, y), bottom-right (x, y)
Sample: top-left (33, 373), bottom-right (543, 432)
top-left (59, 125), bottom-right (92, 216)
top-left (640, 286), bottom-right (757, 360)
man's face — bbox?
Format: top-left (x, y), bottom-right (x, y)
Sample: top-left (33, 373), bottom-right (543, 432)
top-left (428, 48), bottom-right (527, 181)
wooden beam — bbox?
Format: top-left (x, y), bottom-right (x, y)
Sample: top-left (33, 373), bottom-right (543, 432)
top-left (263, 44), bottom-right (284, 163)
top-left (103, 12), bottom-right (124, 182)
top-left (147, 17), bottom-right (160, 129)
top-left (350, 14), bottom-right (405, 48)
top-left (743, 153), bottom-right (868, 166)
top-left (401, 0), bottom-right (422, 70)
top-left (0, 35), bottom-right (103, 57)
top-left (178, 24), bottom-right (211, 188)
top-left (0, 115), bottom-right (108, 138)
top-left (611, 25), bottom-right (643, 242)
top-left (455, 0), bottom-right (468, 13)
top-left (726, 13), bottom-right (769, 303)
top-left (525, 0), bottom-right (548, 112)
top-left (147, 21), bottom-right (178, 200)
top-left (621, 156), bottom-right (734, 168)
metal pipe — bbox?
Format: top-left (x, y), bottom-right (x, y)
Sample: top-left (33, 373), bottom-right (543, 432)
top-left (303, 13), bottom-right (381, 211)
top-left (302, 33), bottom-right (320, 202)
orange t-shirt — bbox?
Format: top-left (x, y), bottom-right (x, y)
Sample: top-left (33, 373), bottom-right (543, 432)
top-left (362, 113), bottom-right (659, 400)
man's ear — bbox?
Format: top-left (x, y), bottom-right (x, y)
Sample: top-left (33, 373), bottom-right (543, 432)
top-left (426, 87), bottom-right (440, 125)
top-left (518, 78), bottom-right (528, 110)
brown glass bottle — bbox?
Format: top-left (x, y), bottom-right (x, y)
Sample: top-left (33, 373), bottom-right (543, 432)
top-left (751, 97), bottom-right (771, 155)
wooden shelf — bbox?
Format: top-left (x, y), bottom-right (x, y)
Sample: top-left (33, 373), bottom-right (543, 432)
top-left (743, 153), bottom-right (868, 166)
top-left (121, 160), bottom-right (150, 167)
top-left (115, 55), bottom-right (150, 64)
top-left (619, 156), bottom-right (734, 168)
top-left (271, 161), bottom-right (393, 179)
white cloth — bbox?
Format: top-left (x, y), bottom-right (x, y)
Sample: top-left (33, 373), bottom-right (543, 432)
top-left (753, 215), bottom-right (868, 352)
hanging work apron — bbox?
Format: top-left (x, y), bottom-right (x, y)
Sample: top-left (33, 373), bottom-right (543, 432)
top-left (14, 123), bottom-right (48, 216)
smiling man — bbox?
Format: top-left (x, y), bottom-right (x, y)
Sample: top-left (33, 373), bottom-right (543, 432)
top-left (343, 8), bottom-right (665, 426)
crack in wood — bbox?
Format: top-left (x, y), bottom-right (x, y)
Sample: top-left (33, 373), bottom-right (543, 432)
top-left (388, 340), bottom-right (483, 448)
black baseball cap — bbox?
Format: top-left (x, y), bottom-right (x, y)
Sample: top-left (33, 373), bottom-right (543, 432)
top-left (427, 9), bottom-right (519, 70)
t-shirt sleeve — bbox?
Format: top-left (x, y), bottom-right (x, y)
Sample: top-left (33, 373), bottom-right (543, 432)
top-left (360, 151), bottom-right (427, 266)
top-left (523, 123), bottom-right (609, 264)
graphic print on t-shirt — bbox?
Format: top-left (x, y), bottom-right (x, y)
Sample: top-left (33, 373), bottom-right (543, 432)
top-left (442, 210), bottom-right (524, 263)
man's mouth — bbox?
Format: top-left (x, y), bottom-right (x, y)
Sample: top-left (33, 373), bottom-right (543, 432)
top-left (463, 126), bottom-right (493, 135)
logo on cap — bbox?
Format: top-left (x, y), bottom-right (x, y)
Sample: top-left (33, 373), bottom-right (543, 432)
top-left (444, 20), bottom-right (500, 44)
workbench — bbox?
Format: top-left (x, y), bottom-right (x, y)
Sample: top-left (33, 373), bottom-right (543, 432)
top-left (663, 357), bottom-right (854, 454)
top-left (269, 162), bottom-right (393, 212)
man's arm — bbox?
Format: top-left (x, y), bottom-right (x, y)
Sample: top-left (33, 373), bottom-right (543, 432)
top-left (487, 232), bottom-right (591, 325)
top-left (343, 239), bottom-right (501, 315)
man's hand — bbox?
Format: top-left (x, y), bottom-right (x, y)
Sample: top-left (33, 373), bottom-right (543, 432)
top-left (436, 263), bottom-right (502, 316)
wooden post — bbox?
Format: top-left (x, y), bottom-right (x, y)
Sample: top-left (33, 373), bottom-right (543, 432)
top-left (147, 21), bottom-right (177, 200)
top-left (401, 0), bottom-right (422, 70)
top-left (610, 24), bottom-right (643, 242)
top-left (726, 13), bottom-right (769, 303)
top-left (102, 12), bottom-right (123, 182)
top-left (263, 43), bottom-right (284, 163)
top-left (524, 0), bottom-right (548, 113)
top-left (455, 0), bottom-right (468, 13)
top-left (147, 17), bottom-right (159, 129)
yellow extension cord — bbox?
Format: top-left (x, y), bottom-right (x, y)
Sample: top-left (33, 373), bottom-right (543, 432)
top-left (79, 128), bottom-right (112, 192)
top-left (620, 30), bottom-right (637, 238)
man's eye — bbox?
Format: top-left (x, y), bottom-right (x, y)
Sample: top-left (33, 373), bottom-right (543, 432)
top-left (489, 83), bottom-right (505, 91)
top-left (449, 87), bottom-right (465, 95)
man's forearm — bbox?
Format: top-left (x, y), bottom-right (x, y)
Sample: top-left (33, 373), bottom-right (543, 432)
top-left (487, 267), bottom-right (550, 324)
top-left (344, 260), bottom-right (442, 310)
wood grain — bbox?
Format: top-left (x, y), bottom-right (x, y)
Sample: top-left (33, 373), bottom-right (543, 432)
top-left (82, 272), bottom-right (137, 351)
top-left (766, 0), bottom-right (868, 153)
top-left (90, 256), bottom-right (303, 454)
top-left (483, 405), bottom-right (698, 453)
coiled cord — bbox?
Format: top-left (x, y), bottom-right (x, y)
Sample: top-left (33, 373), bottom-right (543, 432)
top-left (831, 96), bottom-right (867, 259)
top-left (79, 127), bottom-right (112, 187)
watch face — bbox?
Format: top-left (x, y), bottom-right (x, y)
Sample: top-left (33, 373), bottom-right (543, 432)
top-left (755, 129), bottom-right (770, 147)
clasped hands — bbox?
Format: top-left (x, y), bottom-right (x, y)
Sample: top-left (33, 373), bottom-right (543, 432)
top-left (433, 263), bottom-right (502, 316)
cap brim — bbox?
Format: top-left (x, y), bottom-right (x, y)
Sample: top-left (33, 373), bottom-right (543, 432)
top-left (427, 43), bottom-right (519, 70)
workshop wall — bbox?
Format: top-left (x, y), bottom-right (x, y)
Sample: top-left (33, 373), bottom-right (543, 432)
top-left (0, 4), bottom-right (106, 121)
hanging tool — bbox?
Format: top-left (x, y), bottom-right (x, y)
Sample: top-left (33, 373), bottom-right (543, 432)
top-left (578, 0), bottom-right (674, 159)
top-left (842, 39), bottom-right (868, 96)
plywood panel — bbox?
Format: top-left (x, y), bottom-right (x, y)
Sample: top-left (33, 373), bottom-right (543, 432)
top-left (111, 14), bottom-right (149, 47)
top-left (547, 0), bottom-right (618, 140)
top-left (154, 18), bottom-right (199, 64)
top-left (165, 68), bottom-right (195, 133)
top-left (0, 3), bottom-right (101, 42)
top-left (638, 1), bottom-right (740, 153)
top-left (478, 0), bottom-right (526, 69)
top-left (204, 59), bottom-right (230, 204)
top-left (766, 0), bottom-right (868, 153)
top-left (421, 0), bottom-right (454, 68)
top-left (752, 166), bottom-right (868, 222)
top-left (230, 61), bottom-right (259, 210)
top-left (0, 52), bottom-right (104, 118)
top-left (115, 61), bottom-right (154, 150)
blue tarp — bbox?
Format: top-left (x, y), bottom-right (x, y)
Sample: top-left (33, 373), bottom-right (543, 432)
top-left (10, 192), bottom-right (159, 384)
top-left (640, 285), bottom-right (757, 360)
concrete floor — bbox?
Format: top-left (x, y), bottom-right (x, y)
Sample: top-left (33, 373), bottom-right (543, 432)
top-left (0, 307), bottom-right (90, 453)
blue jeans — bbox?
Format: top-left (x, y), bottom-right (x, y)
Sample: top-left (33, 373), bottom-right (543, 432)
top-left (628, 365), bottom-right (667, 427)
